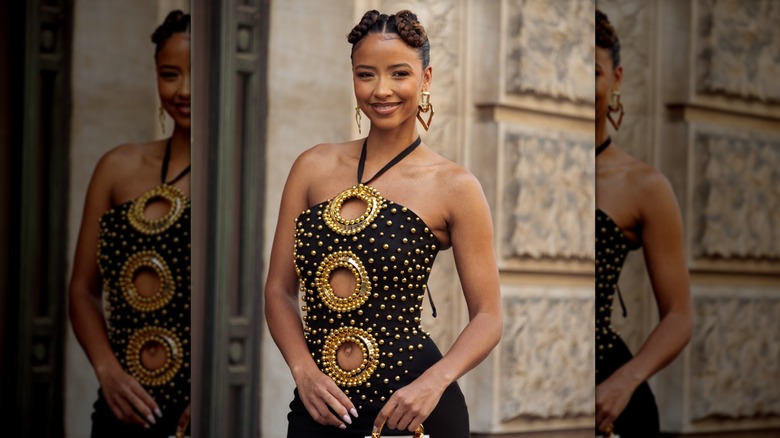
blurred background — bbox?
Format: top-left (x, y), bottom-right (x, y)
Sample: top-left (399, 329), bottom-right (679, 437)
top-left (598, 0), bottom-right (780, 436)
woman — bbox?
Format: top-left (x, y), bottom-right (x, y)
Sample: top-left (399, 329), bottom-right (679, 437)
top-left (265, 10), bottom-right (502, 438)
top-left (68, 10), bottom-right (191, 437)
top-left (595, 10), bottom-right (692, 436)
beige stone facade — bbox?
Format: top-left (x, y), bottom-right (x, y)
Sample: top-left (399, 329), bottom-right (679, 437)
top-left (599, 0), bottom-right (780, 435)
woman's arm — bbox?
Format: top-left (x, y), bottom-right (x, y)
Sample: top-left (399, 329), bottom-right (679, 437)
top-left (374, 169), bottom-right (503, 433)
top-left (596, 172), bottom-right (693, 431)
top-left (264, 149), bottom-right (358, 430)
top-left (68, 149), bottom-right (161, 427)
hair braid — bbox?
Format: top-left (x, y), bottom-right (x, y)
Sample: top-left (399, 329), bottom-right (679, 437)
top-left (151, 10), bottom-right (191, 57)
top-left (347, 9), bottom-right (431, 68)
top-left (596, 9), bottom-right (620, 67)
top-left (347, 10), bottom-right (382, 44)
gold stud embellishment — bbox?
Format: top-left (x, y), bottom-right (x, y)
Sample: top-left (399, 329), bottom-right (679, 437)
top-left (322, 185), bottom-right (383, 235)
top-left (126, 326), bottom-right (183, 386)
top-left (315, 251), bottom-right (372, 312)
top-left (128, 184), bottom-right (188, 235)
top-left (322, 327), bottom-right (379, 387)
top-left (119, 250), bottom-right (175, 312)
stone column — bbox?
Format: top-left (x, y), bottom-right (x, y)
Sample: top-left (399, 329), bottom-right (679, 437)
top-left (467, 1), bottom-right (596, 435)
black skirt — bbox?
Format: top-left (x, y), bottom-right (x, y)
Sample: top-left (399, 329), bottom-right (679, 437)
top-left (286, 381), bottom-right (469, 438)
top-left (596, 337), bottom-right (660, 436)
top-left (91, 388), bottom-right (189, 438)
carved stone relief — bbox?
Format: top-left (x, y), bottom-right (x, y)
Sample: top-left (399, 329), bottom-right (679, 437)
top-left (502, 130), bottom-right (594, 261)
top-left (696, 0), bottom-right (780, 102)
top-left (506, 0), bottom-right (594, 103)
top-left (690, 289), bottom-right (780, 420)
top-left (693, 131), bottom-right (780, 260)
top-left (501, 290), bottom-right (595, 421)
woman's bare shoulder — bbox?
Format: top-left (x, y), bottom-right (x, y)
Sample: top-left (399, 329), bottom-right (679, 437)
top-left (94, 141), bottom-right (160, 177)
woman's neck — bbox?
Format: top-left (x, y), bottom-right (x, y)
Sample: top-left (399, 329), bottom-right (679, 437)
top-left (168, 126), bottom-right (191, 162)
top-left (596, 118), bottom-right (609, 150)
top-left (365, 122), bottom-right (421, 160)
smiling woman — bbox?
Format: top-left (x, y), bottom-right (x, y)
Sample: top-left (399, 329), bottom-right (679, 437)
top-left (67, 10), bottom-right (192, 438)
top-left (264, 9), bottom-right (503, 438)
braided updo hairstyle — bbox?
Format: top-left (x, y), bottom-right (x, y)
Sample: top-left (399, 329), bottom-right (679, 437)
top-left (596, 9), bottom-right (620, 68)
top-left (347, 10), bottom-right (430, 68)
top-left (151, 10), bottom-right (190, 58)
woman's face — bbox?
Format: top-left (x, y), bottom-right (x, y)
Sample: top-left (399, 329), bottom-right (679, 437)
top-left (156, 32), bottom-right (191, 131)
top-left (595, 46), bottom-right (621, 125)
top-left (352, 33), bottom-right (432, 133)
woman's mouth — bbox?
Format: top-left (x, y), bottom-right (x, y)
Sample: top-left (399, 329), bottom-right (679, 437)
top-left (176, 104), bottom-right (191, 116)
top-left (370, 102), bottom-right (401, 115)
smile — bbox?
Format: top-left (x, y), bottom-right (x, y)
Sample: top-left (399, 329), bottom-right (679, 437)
top-left (370, 102), bottom-right (401, 114)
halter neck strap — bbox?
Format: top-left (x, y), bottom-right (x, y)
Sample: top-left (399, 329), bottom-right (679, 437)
top-left (357, 136), bottom-right (422, 185)
top-left (161, 138), bottom-right (191, 185)
top-left (596, 137), bottom-right (612, 157)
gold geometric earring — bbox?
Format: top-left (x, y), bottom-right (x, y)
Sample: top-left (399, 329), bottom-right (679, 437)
top-left (159, 106), bottom-right (167, 134)
top-left (416, 91), bottom-right (434, 131)
top-left (608, 90), bottom-right (624, 131)
top-left (355, 105), bottom-right (362, 135)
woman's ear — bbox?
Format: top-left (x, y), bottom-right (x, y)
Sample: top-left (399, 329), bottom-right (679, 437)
top-left (422, 65), bottom-right (433, 90)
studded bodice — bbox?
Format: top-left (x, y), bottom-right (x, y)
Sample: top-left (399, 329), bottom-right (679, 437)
top-left (97, 184), bottom-right (191, 413)
top-left (595, 209), bottom-right (640, 373)
top-left (294, 184), bottom-right (440, 411)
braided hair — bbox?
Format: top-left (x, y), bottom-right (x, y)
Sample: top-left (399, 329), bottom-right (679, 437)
top-left (596, 9), bottom-right (620, 68)
top-left (151, 10), bottom-right (190, 58)
top-left (347, 10), bottom-right (430, 68)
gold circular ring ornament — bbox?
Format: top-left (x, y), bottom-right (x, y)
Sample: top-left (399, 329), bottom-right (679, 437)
top-left (323, 185), bottom-right (383, 235)
top-left (315, 251), bottom-right (371, 312)
top-left (126, 326), bottom-right (183, 386)
top-left (128, 184), bottom-right (188, 235)
top-left (322, 327), bottom-right (379, 387)
top-left (119, 250), bottom-right (175, 312)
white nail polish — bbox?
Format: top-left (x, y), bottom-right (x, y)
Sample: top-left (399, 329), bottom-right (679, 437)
top-left (342, 414), bottom-right (352, 425)
top-left (350, 408), bottom-right (359, 418)
top-left (339, 424), bottom-right (347, 429)
top-left (155, 408), bottom-right (163, 418)
top-left (146, 414), bottom-right (156, 425)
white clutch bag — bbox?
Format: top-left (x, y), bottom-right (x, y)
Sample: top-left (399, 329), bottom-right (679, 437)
top-left (367, 423), bottom-right (428, 438)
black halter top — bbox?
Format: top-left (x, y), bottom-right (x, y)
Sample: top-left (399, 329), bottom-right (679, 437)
top-left (97, 139), bottom-right (191, 414)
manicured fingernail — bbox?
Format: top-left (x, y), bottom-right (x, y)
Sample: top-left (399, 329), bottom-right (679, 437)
top-left (154, 408), bottom-right (163, 418)
top-left (372, 426), bottom-right (378, 433)
top-left (342, 414), bottom-right (352, 425)
top-left (339, 424), bottom-right (347, 429)
top-left (144, 423), bottom-right (151, 429)
top-left (146, 414), bottom-right (156, 425)
top-left (350, 408), bottom-right (359, 418)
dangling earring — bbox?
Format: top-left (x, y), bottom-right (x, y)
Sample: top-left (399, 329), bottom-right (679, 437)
top-left (416, 91), bottom-right (435, 131)
top-left (608, 90), bottom-right (624, 131)
top-left (159, 106), bottom-right (167, 134)
top-left (355, 105), bottom-right (362, 135)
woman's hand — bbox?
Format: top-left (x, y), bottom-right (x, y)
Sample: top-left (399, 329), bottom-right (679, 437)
top-left (176, 404), bottom-right (191, 437)
top-left (373, 375), bottom-right (446, 433)
top-left (595, 372), bottom-right (638, 433)
top-left (96, 363), bottom-right (161, 428)
top-left (295, 366), bottom-right (358, 429)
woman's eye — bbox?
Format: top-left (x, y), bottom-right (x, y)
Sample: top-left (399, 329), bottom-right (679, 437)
top-left (392, 71), bottom-right (410, 77)
top-left (160, 72), bottom-right (179, 80)
top-left (357, 72), bottom-right (373, 78)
